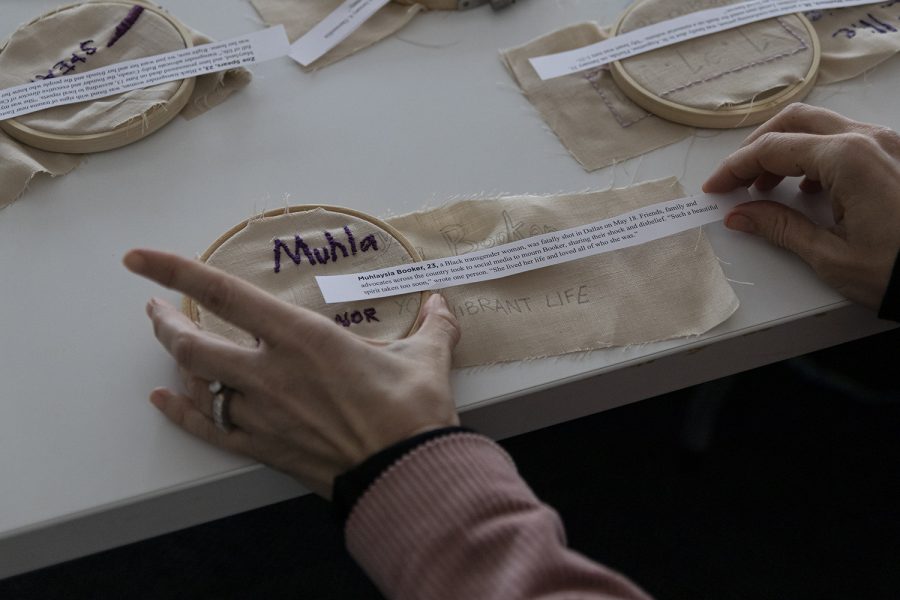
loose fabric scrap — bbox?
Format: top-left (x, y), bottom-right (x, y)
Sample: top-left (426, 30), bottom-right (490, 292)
top-left (250, 0), bottom-right (422, 71)
top-left (0, 131), bottom-right (81, 209)
top-left (386, 178), bottom-right (739, 368)
top-left (501, 23), bottom-right (692, 172)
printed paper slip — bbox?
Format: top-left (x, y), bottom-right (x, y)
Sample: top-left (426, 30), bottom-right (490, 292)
top-left (315, 189), bottom-right (751, 303)
top-left (289, 0), bottom-right (392, 66)
top-left (0, 26), bottom-right (290, 121)
top-left (529, 0), bottom-right (882, 80)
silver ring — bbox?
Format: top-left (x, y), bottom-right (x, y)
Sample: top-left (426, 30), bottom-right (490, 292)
top-left (209, 380), bottom-right (234, 433)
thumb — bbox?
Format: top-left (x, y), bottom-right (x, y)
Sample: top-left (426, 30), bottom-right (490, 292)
top-left (411, 293), bottom-right (461, 361)
top-left (725, 200), bottom-right (843, 269)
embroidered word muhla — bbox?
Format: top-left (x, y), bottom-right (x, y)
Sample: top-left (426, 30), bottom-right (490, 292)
top-left (273, 226), bottom-right (379, 273)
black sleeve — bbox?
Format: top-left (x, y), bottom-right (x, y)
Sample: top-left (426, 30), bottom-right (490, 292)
top-left (878, 250), bottom-right (900, 322)
top-left (332, 426), bottom-right (473, 523)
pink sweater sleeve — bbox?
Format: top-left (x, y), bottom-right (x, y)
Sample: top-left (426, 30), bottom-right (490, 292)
top-left (345, 433), bottom-right (653, 600)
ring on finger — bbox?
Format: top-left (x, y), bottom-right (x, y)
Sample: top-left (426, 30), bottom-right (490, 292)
top-left (208, 380), bottom-right (236, 433)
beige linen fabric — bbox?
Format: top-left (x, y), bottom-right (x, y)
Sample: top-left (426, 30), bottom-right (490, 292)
top-left (386, 178), bottom-right (739, 367)
top-left (809, 3), bottom-right (900, 84)
top-left (0, 132), bottom-right (81, 209)
top-left (199, 208), bottom-right (422, 344)
top-left (196, 180), bottom-right (737, 367)
top-left (180, 31), bottom-right (253, 120)
top-left (0, 1), bottom-right (251, 209)
top-left (501, 23), bottom-right (692, 171)
top-left (618, 0), bottom-right (816, 110)
top-left (250, 0), bottom-right (422, 70)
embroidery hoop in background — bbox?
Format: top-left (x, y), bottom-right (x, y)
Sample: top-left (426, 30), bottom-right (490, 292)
top-left (0, 1), bottom-right (196, 153)
top-left (186, 205), bottom-right (428, 341)
top-left (609, 1), bottom-right (821, 129)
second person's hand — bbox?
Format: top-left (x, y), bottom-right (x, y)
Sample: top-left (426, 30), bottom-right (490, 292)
top-left (703, 103), bottom-right (900, 310)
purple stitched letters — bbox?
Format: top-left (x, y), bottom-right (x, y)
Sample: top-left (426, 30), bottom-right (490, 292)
top-left (34, 40), bottom-right (98, 81)
top-left (273, 226), bottom-right (379, 273)
top-left (33, 5), bottom-right (145, 80)
top-left (107, 5), bottom-right (145, 48)
top-left (807, 3), bottom-right (900, 39)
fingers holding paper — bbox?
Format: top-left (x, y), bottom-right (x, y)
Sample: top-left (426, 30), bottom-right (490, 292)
top-left (705, 103), bottom-right (900, 193)
top-left (740, 103), bottom-right (900, 160)
top-left (703, 104), bottom-right (900, 310)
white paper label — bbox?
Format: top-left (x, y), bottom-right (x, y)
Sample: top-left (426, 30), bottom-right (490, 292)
top-left (315, 190), bottom-right (752, 303)
top-left (0, 26), bottom-right (290, 121)
top-left (289, 0), bottom-right (392, 66)
top-left (529, 0), bottom-right (882, 80)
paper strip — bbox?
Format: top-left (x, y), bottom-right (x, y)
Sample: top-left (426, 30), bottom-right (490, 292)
top-left (288, 0), bottom-right (393, 66)
top-left (315, 189), bottom-right (752, 303)
top-left (528, 0), bottom-right (882, 80)
top-left (0, 26), bottom-right (290, 121)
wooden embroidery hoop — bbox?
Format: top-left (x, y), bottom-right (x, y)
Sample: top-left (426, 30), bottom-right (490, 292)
top-left (609, 2), bottom-right (821, 129)
top-left (0, 1), bottom-right (196, 154)
top-left (186, 205), bottom-right (429, 340)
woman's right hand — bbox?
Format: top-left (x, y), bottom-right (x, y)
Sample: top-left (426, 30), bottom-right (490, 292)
top-left (703, 103), bottom-right (900, 310)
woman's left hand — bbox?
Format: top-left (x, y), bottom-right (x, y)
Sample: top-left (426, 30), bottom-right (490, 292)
top-left (124, 249), bottom-right (461, 498)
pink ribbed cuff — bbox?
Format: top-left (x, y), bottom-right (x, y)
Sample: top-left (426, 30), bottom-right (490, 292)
top-left (346, 433), bottom-right (652, 600)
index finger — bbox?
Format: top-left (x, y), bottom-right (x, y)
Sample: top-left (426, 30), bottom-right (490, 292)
top-left (702, 132), bottom-right (833, 193)
top-left (739, 104), bottom-right (860, 148)
top-left (124, 248), bottom-right (331, 344)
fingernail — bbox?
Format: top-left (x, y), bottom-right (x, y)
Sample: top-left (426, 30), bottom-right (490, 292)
top-left (726, 213), bottom-right (756, 234)
top-left (145, 297), bottom-right (161, 317)
top-left (123, 250), bottom-right (146, 272)
top-left (149, 388), bottom-right (172, 409)
top-left (427, 293), bottom-right (448, 310)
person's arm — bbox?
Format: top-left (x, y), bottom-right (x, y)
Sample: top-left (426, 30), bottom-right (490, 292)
top-left (340, 431), bottom-right (652, 600)
top-left (123, 249), bottom-right (651, 600)
top-left (703, 103), bottom-right (900, 316)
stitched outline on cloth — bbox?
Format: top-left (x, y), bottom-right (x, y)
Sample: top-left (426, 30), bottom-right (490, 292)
top-left (584, 67), bottom-right (651, 128)
top-left (656, 17), bottom-right (809, 98)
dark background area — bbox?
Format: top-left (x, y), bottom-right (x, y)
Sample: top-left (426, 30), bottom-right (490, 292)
top-left (3, 328), bottom-right (898, 600)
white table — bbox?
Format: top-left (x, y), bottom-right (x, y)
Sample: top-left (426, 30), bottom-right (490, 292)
top-left (1, 0), bottom-right (896, 578)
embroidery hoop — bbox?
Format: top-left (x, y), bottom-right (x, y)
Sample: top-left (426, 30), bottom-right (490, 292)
top-left (0, 1), bottom-right (196, 154)
top-left (609, 2), bottom-right (821, 129)
top-left (186, 205), bottom-right (428, 340)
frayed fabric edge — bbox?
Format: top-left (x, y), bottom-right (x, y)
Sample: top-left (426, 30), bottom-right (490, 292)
top-left (0, 157), bottom-right (83, 211)
top-left (383, 176), bottom-right (685, 222)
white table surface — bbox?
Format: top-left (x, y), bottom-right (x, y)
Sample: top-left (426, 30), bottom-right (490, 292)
top-left (1, 0), bottom-right (896, 577)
